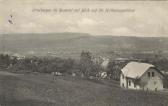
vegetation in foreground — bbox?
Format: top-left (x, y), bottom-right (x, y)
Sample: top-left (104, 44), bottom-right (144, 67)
top-left (0, 51), bottom-right (168, 87)
top-left (0, 72), bottom-right (168, 106)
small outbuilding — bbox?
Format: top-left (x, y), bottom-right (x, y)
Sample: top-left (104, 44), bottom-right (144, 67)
top-left (120, 61), bottom-right (164, 91)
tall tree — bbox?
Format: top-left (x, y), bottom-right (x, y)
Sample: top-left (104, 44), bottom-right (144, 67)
top-left (80, 51), bottom-right (93, 77)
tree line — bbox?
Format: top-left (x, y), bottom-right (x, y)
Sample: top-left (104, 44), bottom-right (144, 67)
top-left (0, 52), bottom-right (168, 82)
top-left (0, 52), bottom-right (117, 80)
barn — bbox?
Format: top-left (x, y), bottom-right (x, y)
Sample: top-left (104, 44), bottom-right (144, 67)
top-left (120, 61), bottom-right (164, 91)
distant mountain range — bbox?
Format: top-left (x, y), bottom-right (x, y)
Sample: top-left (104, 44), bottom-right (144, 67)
top-left (0, 33), bottom-right (168, 58)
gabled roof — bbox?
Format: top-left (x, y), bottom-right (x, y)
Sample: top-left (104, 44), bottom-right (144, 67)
top-left (121, 62), bottom-right (154, 79)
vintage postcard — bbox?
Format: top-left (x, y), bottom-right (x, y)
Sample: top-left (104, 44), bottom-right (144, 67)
top-left (0, 0), bottom-right (168, 106)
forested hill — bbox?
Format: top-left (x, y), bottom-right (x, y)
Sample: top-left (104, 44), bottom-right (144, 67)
top-left (0, 33), bottom-right (168, 57)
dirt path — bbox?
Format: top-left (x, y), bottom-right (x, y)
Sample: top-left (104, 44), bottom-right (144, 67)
top-left (0, 71), bottom-right (23, 76)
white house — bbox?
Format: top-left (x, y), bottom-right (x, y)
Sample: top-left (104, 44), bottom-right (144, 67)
top-left (120, 61), bottom-right (164, 91)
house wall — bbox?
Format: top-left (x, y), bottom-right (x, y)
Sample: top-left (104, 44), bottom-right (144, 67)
top-left (139, 68), bottom-right (163, 91)
top-left (120, 73), bottom-right (139, 89)
top-left (126, 78), bottom-right (140, 89)
top-left (127, 78), bottom-right (134, 89)
top-left (120, 73), bottom-right (127, 88)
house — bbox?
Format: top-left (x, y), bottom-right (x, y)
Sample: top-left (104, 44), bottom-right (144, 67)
top-left (11, 53), bottom-right (25, 60)
top-left (99, 72), bottom-right (107, 79)
top-left (51, 72), bottom-right (63, 76)
top-left (120, 61), bottom-right (164, 91)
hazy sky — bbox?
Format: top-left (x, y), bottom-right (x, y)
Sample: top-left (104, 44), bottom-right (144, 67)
top-left (0, 0), bottom-right (168, 37)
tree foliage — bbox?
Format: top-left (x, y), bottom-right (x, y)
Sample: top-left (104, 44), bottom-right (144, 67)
top-left (79, 51), bottom-right (102, 77)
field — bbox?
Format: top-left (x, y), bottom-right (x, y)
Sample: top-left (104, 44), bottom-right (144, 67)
top-left (0, 71), bottom-right (168, 106)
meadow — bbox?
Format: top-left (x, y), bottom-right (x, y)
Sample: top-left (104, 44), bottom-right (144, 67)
top-left (0, 71), bottom-right (168, 106)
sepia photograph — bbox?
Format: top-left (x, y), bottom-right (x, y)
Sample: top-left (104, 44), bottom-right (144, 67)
top-left (0, 0), bottom-right (168, 106)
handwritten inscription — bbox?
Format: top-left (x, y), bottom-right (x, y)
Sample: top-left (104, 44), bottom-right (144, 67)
top-left (32, 8), bottom-right (135, 13)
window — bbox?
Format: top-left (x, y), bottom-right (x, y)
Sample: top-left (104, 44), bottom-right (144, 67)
top-left (122, 74), bottom-right (124, 79)
top-left (154, 81), bottom-right (157, 85)
top-left (148, 72), bottom-right (150, 77)
top-left (152, 72), bottom-right (155, 77)
top-left (128, 81), bottom-right (131, 86)
top-left (134, 83), bottom-right (136, 88)
top-left (155, 88), bottom-right (157, 91)
top-left (122, 83), bottom-right (124, 87)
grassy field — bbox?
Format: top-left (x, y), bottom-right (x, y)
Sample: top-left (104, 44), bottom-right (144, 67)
top-left (0, 71), bottom-right (168, 106)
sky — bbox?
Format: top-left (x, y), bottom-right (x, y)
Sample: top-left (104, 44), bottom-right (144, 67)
top-left (0, 0), bottom-right (168, 37)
